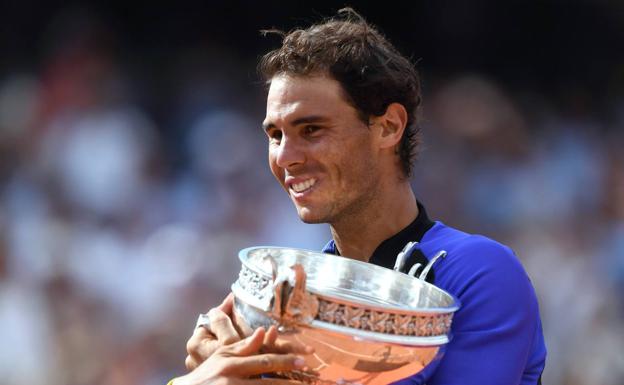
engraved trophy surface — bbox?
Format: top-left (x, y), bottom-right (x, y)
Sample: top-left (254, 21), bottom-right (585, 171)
top-left (231, 246), bottom-right (460, 385)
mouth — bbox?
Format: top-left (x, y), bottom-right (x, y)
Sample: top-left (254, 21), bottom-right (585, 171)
top-left (288, 178), bottom-right (317, 195)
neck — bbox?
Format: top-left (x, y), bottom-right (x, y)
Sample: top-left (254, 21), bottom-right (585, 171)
top-left (330, 179), bottom-right (418, 262)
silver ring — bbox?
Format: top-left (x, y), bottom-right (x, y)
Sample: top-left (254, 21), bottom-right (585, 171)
top-left (195, 313), bottom-right (211, 329)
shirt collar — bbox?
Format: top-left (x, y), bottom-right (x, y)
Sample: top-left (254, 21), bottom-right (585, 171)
top-left (322, 201), bottom-right (435, 270)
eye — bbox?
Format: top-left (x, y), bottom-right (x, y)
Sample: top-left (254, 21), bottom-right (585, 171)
top-left (303, 125), bottom-right (321, 136)
top-left (267, 129), bottom-right (282, 143)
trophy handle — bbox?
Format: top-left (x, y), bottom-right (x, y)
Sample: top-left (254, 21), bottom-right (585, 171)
top-left (407, 263), bottom-right (422, 277)
top-left (263, 254), bottom-right (319, 327)
top-left (393, 241), bottom-right (420, 272)
top-left (394, 242), bottom-right (447, 282)
top-left (417, 250), bottom-right (447, 281)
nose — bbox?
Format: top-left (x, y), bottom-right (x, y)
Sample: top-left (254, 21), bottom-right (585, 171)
top-left (273, 135), bottom-right (305, 170)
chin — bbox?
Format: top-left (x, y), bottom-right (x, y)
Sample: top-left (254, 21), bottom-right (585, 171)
top-left (296, 206), bottom-right (327, 224)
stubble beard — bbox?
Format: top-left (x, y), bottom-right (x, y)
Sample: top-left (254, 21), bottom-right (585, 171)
top-left (296, 169), bottom-right (381, 229)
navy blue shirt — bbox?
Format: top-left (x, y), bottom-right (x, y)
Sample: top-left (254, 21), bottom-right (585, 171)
top-left (322, 203), bottom-right (546, 385)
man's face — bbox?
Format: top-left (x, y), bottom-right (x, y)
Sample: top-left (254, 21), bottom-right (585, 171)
top-left (263, 74), bottom-right (381, 224)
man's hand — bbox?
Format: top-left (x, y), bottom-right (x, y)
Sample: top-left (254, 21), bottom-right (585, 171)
top-left (186, 294), bottom-right (242, 370)
top-left (175, 327), bottom-right (306, 385)
top-left (185, 294), bottom-right (314, 370)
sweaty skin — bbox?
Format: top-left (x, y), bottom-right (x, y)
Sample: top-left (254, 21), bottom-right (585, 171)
top-left (263, 74), bottom-right (418, 262)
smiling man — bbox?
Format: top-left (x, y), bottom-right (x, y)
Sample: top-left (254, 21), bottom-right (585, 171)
top-left (175, 8), bottom-right (546, 385)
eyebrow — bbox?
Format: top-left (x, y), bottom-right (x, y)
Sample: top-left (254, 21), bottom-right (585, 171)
top-left (262, 115), bottom-right (329, 132)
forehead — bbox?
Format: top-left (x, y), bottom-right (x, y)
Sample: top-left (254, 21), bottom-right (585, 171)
top-left (264, 74), bottom-right (354, 123)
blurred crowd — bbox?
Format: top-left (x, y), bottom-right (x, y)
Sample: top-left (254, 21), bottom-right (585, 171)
top-left (1, 7), bottom-right (623, 385)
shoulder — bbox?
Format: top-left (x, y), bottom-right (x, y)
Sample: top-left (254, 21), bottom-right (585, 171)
top-left (422, 222), bottom-right (539, 324)
top-left (423, 222), bottom-right (526, 281)
top-left (417, 223), bottom-right (546, 384)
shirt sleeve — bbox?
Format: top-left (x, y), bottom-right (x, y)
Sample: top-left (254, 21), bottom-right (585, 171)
top-left (405, 237), bottom-right (545, 385)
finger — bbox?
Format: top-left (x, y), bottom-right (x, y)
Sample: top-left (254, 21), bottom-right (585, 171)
top-left (218, 293), bottom-right (235, 315)
top-left (186, 326), bottom-right (218, 359)
top-left (184, 354), bottom-right (201, 371)
top-left (260, 330), bottom-right (313, 355)
top-left (240, 378), bottom-right (304, 385)
top-left (198, 294), bottom-right (234, 332)
top-left (209, 307), bottom-right (241, 345)
top-left (224, 327), bottom-right (266, 357)
top-left (230, 378), bottom-right (304, 385)
top-left (191, 322), bottom-right (214, 342)
top-left (266, 339), bottom-right (314, 355)
top-left (263, 325), bottom-right (279, 347)
top-left (221, 352), bottom-right (306, 377)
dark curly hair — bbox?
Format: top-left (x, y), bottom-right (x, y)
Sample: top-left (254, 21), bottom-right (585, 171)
top-left (258, 8), bottom-right (422, 177)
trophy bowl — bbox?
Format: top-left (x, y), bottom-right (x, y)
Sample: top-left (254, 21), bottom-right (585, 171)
top-left (231, 246), bottom-right (460, 385)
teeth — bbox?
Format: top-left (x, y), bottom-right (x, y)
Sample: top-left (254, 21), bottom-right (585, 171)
top-left (291, 178), bottom-right (316, 193)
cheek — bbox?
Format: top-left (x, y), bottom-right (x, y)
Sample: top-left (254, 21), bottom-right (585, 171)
top-left (268, 152), bottom-right (283, 181)
top-left (339, 143), bottom-right (378, 185)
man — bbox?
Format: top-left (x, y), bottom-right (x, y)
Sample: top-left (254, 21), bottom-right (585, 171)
top-left (174, 8), bottom-right (546, 385)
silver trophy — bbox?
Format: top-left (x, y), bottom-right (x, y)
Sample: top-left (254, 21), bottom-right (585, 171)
top-left (230, 246), bottom-right (460, 385)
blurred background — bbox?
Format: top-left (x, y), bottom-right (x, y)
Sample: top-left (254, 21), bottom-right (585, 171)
top-left (0, 1), bottom-right (623, 384)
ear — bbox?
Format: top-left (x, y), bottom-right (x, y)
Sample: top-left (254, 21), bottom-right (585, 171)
top-left (371, 103), bottom-right (408, 149)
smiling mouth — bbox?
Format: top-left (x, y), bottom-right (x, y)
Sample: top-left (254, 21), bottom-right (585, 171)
top-left (290, 178), bottom-right (317, 194)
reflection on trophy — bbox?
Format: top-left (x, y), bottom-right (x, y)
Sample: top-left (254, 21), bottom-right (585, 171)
top-left (230, 246), bottom-right (460, 385)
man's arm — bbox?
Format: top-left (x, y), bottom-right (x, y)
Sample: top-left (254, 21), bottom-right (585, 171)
top-left (403, 237), bottom-right (546, 385)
